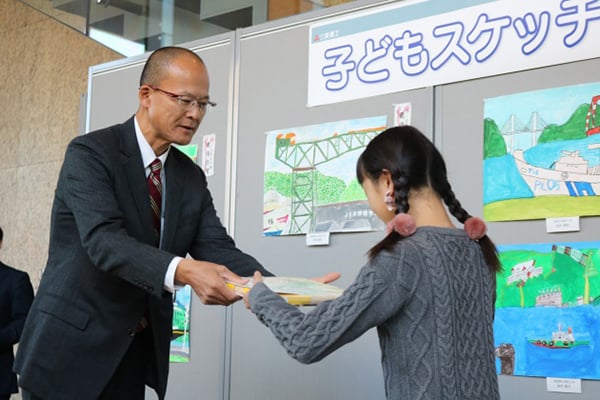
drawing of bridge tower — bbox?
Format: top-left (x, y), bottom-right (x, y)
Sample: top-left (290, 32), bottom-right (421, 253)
top-left (274, 127), bottom-right (383, 234)
top-left (501, 112), bottom-right (548, 153)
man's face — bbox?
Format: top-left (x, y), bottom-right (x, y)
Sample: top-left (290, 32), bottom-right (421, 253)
top-left (141, 54), bottom-right (211, 154)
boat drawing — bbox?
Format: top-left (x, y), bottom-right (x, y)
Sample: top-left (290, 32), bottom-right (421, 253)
top-left (513, 147), bottom-right (600, 197)
top-left (528, 324), bottom-right (590, 349)
top-left (263, 190), bottom-right (291, 236)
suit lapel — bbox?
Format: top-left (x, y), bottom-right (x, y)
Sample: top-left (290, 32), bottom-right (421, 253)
top-left (119, 118), bottom-right (156, 245)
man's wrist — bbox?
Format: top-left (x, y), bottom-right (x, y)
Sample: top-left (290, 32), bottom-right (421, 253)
top-left (164, 256), bottom-right (183, 293)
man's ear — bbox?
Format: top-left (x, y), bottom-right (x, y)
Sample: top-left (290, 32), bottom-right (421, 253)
top-left (138, 85), bottom-right (152, 105)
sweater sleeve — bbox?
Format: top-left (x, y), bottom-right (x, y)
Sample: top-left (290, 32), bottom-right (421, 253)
top-left (248, 253), bottom-right (407, 364)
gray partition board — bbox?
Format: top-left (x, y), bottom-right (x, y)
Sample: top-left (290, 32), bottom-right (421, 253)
top-left (435, 58), bottom-right (600, 399)
top-left (87, 34), bottom-right (237, 400)
top-left (229, 22), bottom-right (434, 400)
top-left (83, 3), bottom-right (600, 399)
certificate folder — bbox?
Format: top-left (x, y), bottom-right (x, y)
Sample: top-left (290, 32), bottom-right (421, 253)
top-left (226, 277), bottom-right (343, 305)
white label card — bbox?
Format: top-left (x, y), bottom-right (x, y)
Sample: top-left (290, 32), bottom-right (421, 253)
top-left (306, 232), bottom-right (330, 247)
top-left (546, 217), bottom-right (580, 233)
top-left (546, 377), bottom-right (582, 393)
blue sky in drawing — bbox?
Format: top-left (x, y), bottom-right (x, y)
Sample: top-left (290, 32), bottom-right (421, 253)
top-left (497, 241), bottom-right (596, 254)
top-left (484, 82), bottom-right (600, 127)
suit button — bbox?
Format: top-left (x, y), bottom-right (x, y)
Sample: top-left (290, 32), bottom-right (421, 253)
top-left (128, 328), bottom-right (136, 336)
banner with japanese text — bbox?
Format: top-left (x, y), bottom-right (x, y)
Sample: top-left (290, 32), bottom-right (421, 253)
top-left (308, 0), bottom-right (600, 106)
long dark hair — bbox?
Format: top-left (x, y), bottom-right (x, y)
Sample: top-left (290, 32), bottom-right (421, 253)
top-left (356, 126), bottom-right (501, 272)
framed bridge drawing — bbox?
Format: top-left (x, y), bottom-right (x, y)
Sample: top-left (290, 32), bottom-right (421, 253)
top-left (483, 82), bottom-right (600, 222)
top-left (263, 116), bottom-right (387, 236)
top-left (494, 241), bottom-right (600, 379)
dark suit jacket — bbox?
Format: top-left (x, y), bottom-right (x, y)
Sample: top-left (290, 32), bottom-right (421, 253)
top-left (14, 117), bottom-right (269, 400)
top-left (0, 262), bottom-right (34, 395)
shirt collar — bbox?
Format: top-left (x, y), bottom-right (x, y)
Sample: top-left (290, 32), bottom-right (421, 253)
top-left (134, 116), bottom-right (169, 169)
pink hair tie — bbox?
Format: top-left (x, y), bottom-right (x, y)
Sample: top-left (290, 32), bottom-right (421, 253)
top-left (386, 213), bottom-right (417, 237)
top-left (464, 217), bottom-right (487, 240)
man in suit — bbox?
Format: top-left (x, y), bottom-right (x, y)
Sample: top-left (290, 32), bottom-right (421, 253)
top-left (0, 226), bottom-right (34, 400)
top-left (14, 47), bottom-right (340, 400)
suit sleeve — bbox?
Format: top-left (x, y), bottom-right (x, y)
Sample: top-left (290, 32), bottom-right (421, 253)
top-left (0, 271), bottom-right (34, 348)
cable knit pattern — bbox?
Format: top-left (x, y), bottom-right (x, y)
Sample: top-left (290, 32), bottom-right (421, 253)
top-left (249, 226), bottom-right (499, 400)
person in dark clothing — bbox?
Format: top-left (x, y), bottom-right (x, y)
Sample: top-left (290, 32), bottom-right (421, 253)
top-left (0, 226), bottom-right (34, 400)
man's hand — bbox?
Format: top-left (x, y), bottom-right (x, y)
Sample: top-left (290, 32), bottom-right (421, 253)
top-left (175, 258), bottom-right (247, 305)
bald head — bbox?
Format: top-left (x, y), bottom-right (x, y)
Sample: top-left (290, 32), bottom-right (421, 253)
top-left (139, 46), bottom-right (206, 87)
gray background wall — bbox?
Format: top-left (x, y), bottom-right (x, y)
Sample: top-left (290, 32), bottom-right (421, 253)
top-left (228, 21), bottom-right (432, 400)
top-left (85, 2), bottom-right (600, 400)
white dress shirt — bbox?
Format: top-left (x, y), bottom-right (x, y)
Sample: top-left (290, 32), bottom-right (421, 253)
top-left (134, 116), bottom-right (182, 293)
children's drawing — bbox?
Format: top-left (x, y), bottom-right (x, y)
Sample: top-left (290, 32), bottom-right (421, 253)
top-left (263, 116), bottom-right (387, 236)
top-left (483, 83), bottom-right (600, 221)
top-left (202, 134), bottom-right (216, 177)
top-left (170, 285), bottom-right (191, 363)
top-left (494, 241), bottom-right (600, 379)
top-left (394, 102), bottom-right (412, 126)
top-left (174, 143), bottom-right (198, 162)
top-left (168, 147), bottom-right (196, 363)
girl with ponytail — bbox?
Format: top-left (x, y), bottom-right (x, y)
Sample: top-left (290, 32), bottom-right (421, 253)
top-left (246, 126), bottom-right (501, 400)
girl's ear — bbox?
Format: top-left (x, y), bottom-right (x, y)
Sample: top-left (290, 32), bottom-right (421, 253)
top-left (379, 169), bottom-right (394, 192)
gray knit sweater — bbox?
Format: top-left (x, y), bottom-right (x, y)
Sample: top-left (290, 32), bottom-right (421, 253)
top-left (249, 226), bottom-right (500, 400)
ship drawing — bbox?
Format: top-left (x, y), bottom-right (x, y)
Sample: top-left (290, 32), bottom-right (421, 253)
top-left (506, 94), bottom-right (600, 197)
top-left (263, 189), bottom-right (291, 236)
top-left (513, 146), bottom-right (600, 197)
top-left (528, 324), bottom-right (590, 349)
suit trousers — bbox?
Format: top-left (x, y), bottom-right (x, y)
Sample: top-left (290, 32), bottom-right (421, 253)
top-left (20, 390), bottom-right (41, 400)
top-left (21, 329), bottom-right (150, 400)
top-left (98, 328), bottom-right (150, 400)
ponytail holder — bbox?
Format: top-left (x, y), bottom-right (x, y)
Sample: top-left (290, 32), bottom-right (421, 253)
top-left (385, 213), bottom-right (417, 237)
top-left (464, 217), bottom-right (487, 240)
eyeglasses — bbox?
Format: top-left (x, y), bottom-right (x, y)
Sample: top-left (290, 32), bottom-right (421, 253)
top-left (147, 85), bottom-right (216, 112)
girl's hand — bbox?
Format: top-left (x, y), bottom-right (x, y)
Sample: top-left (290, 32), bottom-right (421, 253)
top-left (243, 271), bottom-right (263, 309)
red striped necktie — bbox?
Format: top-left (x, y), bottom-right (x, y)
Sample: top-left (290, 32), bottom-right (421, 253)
top-left (135, 158), bottom-right (162, 333)
top-left (148, 158), bottom-right (162, 246)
